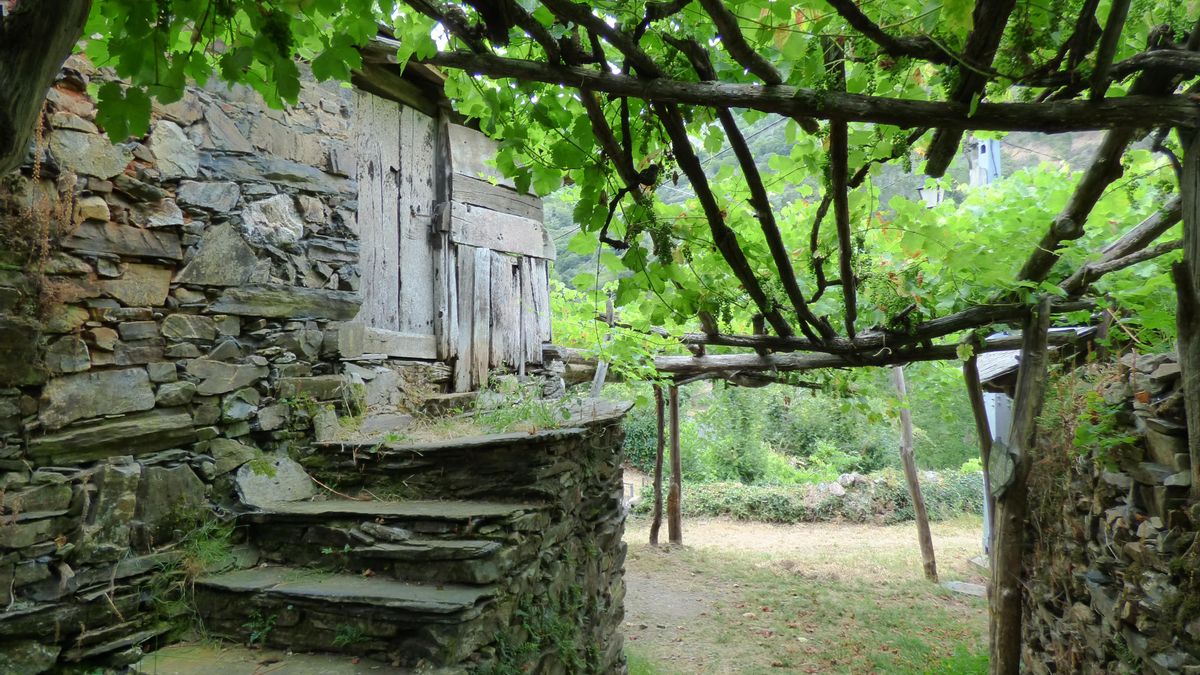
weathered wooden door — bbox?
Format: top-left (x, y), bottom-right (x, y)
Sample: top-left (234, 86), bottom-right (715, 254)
top-left (443, 123), bottom-right (553, 391)
top-left (352, 91), bottom-right (439, 359)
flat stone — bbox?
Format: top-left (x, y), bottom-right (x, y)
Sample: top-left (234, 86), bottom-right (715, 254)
top-left (147, 361), bottom-right (177, 383)
top-left (161, 314), bottom-right (217, 341)
top-left (0, 639), bottom-right (60, 674)
top-left (354, 539), bottom-right (500, 562)
top-left (241, 194), bottom-right (304, 245)
top-left (235, 455), bottom-right (315, 508)
top-left (114, 339), bottom-right (165, 365)
top-left (132, 199), bottom-right (184, 228)
top-left (100, 263), bottom-right (172, 306)
top-left (0, 318), bottom-right (44, 386)
top-left (1, 484), bottom-right (73, 515)
top-left (257, 403), bottom-right (289, 431)
top-left (278, 375), bottom-right (348, 401)
top-left (174, 223), bottom-right (257, 287)
top-left (206, 338), bottom-right (243, 361)
top-left (209, 438), bottom-right (257, 476)
top-left (50, 111), bottom-right (97, 133)
top-left (256, 499), bottom-right (538, 523)
top-left (200, 153), bottom-right (351, 195)
top-left (38, 367), bottom-right (155, 429)
top-left (358, 413), bottom-right (413, 436)
top-left (88, 327), bottom-right (119, 351)
top-left (137, 465), bottom-right (206, 537)
top-left (134, 643), bottom-right (412, 675)
top-left (118, 321), bottom-right (158, 341)
top-left (222, 388), bottom-right (259, 421)
top-left (149, 120), bottom-right (200, 179)
top-left (49, 129), bottom-right (132, 178)
top-left (186, 359), bottom-right (268, 395)
top-left (62, 222), bottom-right (182, 260)
top-left (42, 305), bottom-right (90, 334)
top-left (210, 285), bottom-right (360, 320)
top-left (201, 104), bottom-right (254, 153)
top-left (74, 195), bottom-right (110, 222)
top-left (44, 336), bottom-right (90, 373)
top-left (113, 174), bottom-right (167, 202)
top-left (27, 409), bottom-right (197, 464)
top-left (155, 381), bottom-right (196, 407)
top-left (78, 461), bottom-right (140, 559)
top-left (176, 181), bottom-right (240, 212)
top-left (197, 567), bottom-right (494, 615)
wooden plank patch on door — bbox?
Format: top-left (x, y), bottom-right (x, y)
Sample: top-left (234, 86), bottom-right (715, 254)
top-left (352, 91), bottom-right (401, 331)
top-left (449, 201), bottom-right (549, 259)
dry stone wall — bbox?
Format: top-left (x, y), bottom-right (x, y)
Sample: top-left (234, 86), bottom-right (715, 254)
top-left (1024, 353), bottom-right (1199, 674)
top-left (0, 57), bottom-right (626, 674)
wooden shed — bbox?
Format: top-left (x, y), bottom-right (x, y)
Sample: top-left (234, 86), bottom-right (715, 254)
top-left (349, 41), bottom-right (553, 392)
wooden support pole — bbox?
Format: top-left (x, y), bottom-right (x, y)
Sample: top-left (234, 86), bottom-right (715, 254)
top-left (590, 295), bottom-right (615, 398)
top-left (891, 366), bottom-right (938, 583)
top-left (963, 355), bottom-right (995, 551)
top-left (667, 384), bottom-right (683, 545)
top-left (989, 297), bottom-right (1053, 675)
top-left (1174, 126), bottom-right (1200, 501)
top-left (649, 384), bottom-right (666, 547)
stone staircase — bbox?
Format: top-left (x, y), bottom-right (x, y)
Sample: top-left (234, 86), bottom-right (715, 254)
top-left (190, 399), bottom-right (630, 672)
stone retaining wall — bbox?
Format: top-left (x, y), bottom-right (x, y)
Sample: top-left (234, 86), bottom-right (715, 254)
top-left (1024, 353), bottom-right (1198, 674)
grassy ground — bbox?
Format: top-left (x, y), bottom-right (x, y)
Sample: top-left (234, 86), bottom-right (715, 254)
top-left (622, 515), bottom-right (989, 674)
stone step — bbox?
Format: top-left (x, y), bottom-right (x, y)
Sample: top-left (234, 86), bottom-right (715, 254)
top-left (254, 532), bottom-right (520, 585)
top-left (416, 391), bottom-right (477, 417)
top-left (195, 566), bottom-right (498, 666)
top-left (244, 498), bottom-right (545, 527)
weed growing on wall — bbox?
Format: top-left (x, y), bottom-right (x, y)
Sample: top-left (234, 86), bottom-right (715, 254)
top-left (145, 515), bottom-right (236, 635)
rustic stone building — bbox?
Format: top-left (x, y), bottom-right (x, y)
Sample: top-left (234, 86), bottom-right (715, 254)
top-left (0, 48), bottom-right (626, 673)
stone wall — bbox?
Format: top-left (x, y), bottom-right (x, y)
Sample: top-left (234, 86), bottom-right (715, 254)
top-left (1024, 353), bottom-right (1198, 674)
top-left (0, 57), bottom-right (625, 674)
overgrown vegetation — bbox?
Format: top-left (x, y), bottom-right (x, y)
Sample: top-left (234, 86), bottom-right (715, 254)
top-left (145, 513), bottom-right (236, 635)
top-left (631, 469), bottom-right (983, 525)
top-left (477, 586), bottom-right (591, 674)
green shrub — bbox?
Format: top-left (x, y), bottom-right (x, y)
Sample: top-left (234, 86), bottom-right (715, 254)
top-left (630, 469), bottom-right (984, 525)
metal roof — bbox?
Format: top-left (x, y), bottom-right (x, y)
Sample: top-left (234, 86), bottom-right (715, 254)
top-left (976, 327), bottom-right (1096, 384)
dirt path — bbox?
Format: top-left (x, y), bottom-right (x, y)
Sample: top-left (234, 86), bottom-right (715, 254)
top-left (621, 517), bottom-right (989, 674)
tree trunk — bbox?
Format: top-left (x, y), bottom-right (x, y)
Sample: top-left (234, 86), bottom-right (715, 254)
top-left (649, 384), bottom-right (666, 547)
top-left (0, 0), bottom-right (92, 175)
top-left (891, 366), bottom-right (938, 582)
top-left (989, 297), bottom-right (1054, 675)
top-left (1174, 126), bottom-right (1200, 500)
top-left (667, 384), bottom-right (683, 545)
top-left (963, 356), bottom-right (995, 552)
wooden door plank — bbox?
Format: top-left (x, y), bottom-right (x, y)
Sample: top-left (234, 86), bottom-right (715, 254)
top-left (397, 105), bottom-right (438, 336)
top-left (363, 327), bottom-right (439, 359)
top-left (447, 123), bottom-right (516, 189)
top-left (449, 201), bottom-right (549, 259)
top-left (352, 92), bottom-right (401, 331)
top-left (453, 245), bottom-right (474, 392)
top-left (471, 246), bottom-right (492, 388)
top-left (519, 257), bottom-right (540, 365)
top-left (452, 174), bottom-right (543, 220)
top-left (432, 114), bottom-right (455, 360)
top-left (532, 258), bottom-right (552, 344)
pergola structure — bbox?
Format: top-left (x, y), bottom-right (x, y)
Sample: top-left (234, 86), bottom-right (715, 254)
top-left (376, 6), bottom-right (1200, 673)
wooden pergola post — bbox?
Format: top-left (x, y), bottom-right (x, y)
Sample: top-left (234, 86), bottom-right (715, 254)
top-left (649, 384), bottom-right (666, 546)
top-left (891, 366), bottom-right (938, 582)
top-left (963, 355), bottom-right (996, 551)
top-left (667, 384), bottom-right (683, 545)
top-left (989, 298), bottom-right (1053, 675)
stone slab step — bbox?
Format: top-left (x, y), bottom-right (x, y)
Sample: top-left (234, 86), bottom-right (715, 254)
top-left (194, 567), bottom-right (498, 665)
top-left (245, 498), bottom-right (543, 523)
top-left (354, 539), bottom-right (501, 561)
top-left (197, 566), bottom-right (495, 616)
top-left (135, 642), bottom-right (422, 674)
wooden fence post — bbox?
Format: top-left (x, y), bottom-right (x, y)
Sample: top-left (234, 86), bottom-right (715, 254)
top-left (989, 297), bottom-right (1053, 675)
top-left (667, 384), bottom-right (683, 545)
top-left (963, 355), bottom-right (995, 551)
top-left (891, 366), bottom-right (938, 582)
top-left (649, 384), bottom-right (666, 546)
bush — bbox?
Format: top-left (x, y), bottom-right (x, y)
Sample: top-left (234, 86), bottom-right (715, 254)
top-left (630, 469), bottom-right (984, 525)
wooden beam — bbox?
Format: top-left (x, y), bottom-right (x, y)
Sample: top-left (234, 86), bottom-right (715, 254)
top-left (0, 0), bottom-right (91, 175)
top-left (892, 366), bottom-right (938, 583)
top-left (989, 297), bottom-right (1053, 675)
top-left (419, 51), bottom-right (1200, 132)
top-left (1174, 127), bottom-right (1200, 500)
top-left (667, 384), bottom-right (683, 545)
top-left (963, 355), bottom-right (996, 549)
top-left (649, 384), bottom-right (666, 547)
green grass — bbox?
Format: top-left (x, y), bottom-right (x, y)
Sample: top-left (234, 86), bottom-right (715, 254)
top-left (622, 516), bottom-right (988, 674)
